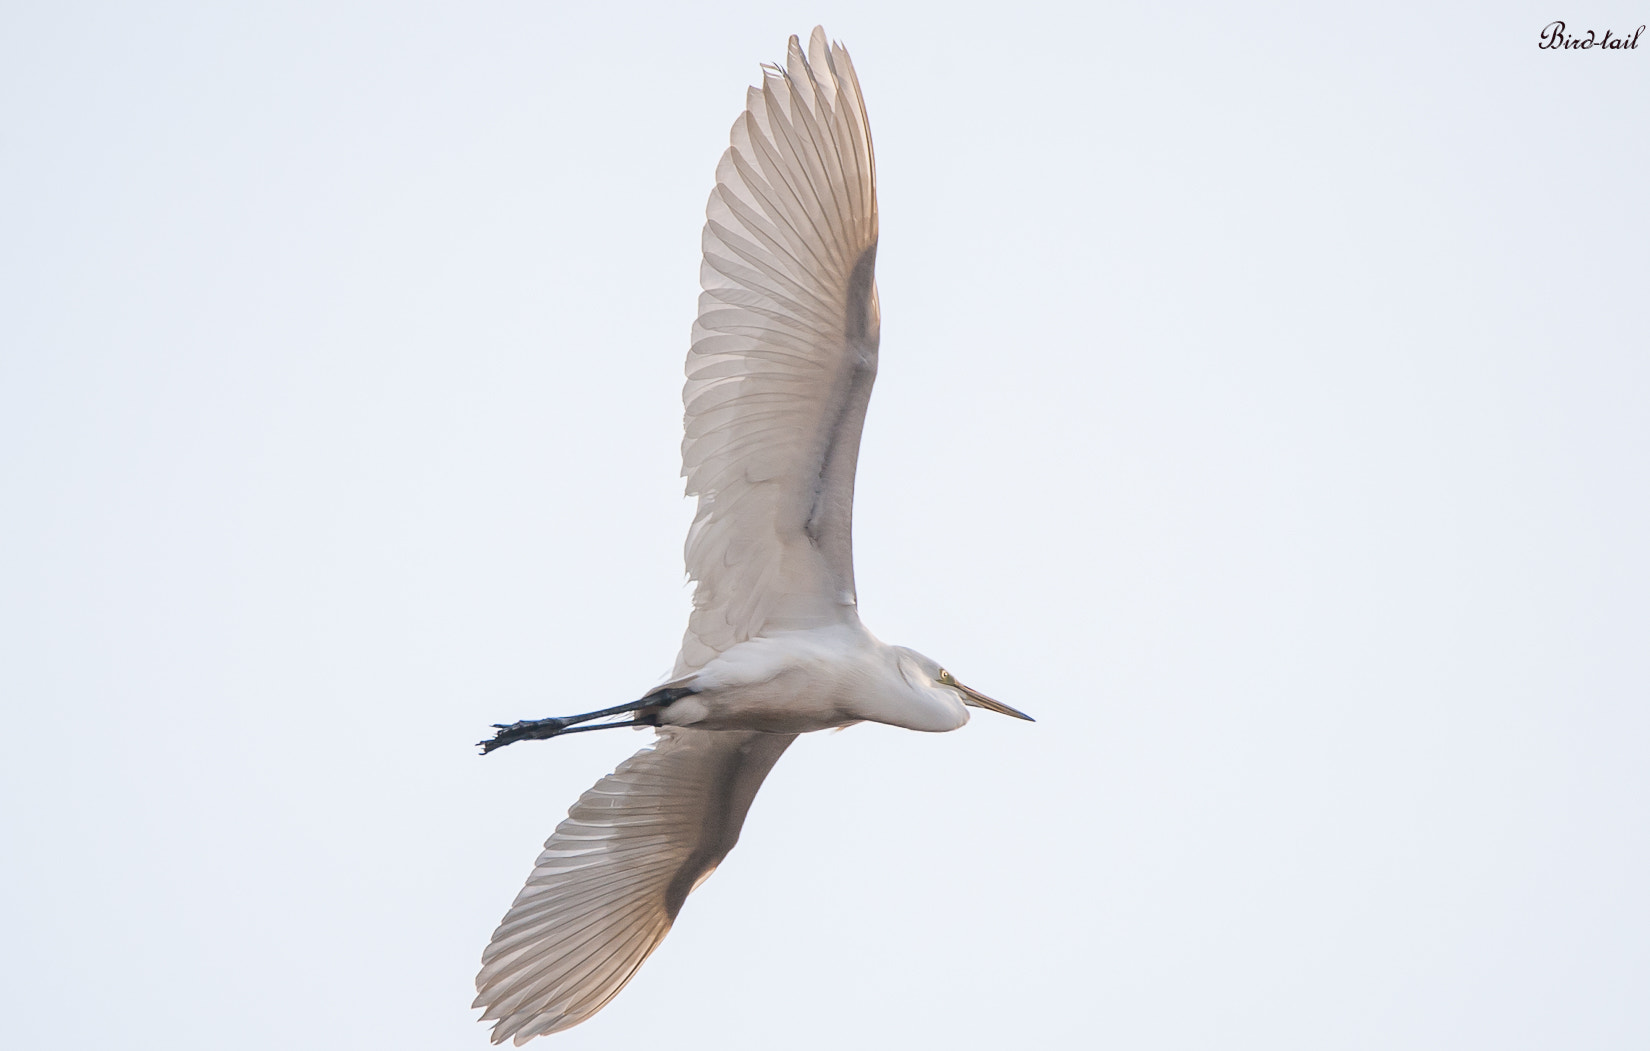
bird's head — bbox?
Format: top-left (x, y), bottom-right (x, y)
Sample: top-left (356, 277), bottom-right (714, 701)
top-left (893, 647), bottom-right (1034, 722)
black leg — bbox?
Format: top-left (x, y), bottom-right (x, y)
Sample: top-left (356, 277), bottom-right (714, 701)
top-left (480, 717), bottom-right (637, 753)
top-left (478, 687), bottom-right (697, 755)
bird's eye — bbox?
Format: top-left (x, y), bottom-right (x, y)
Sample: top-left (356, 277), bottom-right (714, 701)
top-left (937, 670), bottom-right (955, 685)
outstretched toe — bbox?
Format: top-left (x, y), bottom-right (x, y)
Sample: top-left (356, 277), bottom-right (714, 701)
top-left (479, 717), bottom-right (571, 754)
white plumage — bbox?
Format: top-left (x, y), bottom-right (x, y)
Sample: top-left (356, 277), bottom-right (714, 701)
top-left (678, 27), bottom-right (879, 671)
top-left (474, 28), bottom-right (1031, 1044)
top-left (474, 731), bottom-right (790, 1040)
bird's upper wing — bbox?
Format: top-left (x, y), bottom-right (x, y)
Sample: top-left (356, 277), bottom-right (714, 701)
top-left (676, 27), bottom-right (880, 675)
top-left (475, 728), bottom-right (796, 1044)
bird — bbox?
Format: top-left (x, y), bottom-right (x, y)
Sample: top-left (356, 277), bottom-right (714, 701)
top-left (473, 27), bottom-right (1033, 1044)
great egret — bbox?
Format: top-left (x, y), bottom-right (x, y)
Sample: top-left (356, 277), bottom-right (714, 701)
top-left (474, 28), bottom-right (1033, 1043)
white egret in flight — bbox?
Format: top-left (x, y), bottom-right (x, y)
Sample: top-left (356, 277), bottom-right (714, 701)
top-left (474, 27), bottom-right (1032, 1043)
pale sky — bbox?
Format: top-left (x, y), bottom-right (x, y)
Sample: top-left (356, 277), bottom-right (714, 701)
top-left (3, 2), bottom-right (1647, 1049)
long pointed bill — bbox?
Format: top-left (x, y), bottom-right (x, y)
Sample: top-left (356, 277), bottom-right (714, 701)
top-left (958, 683), bottom-right (1035, 721)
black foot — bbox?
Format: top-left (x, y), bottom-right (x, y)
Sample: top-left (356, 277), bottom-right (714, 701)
top-left (479, 717), bottom-right (573, 754)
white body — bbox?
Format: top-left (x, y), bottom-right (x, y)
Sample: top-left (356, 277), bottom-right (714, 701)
top-left (659, 623), bottom-right (970, 734)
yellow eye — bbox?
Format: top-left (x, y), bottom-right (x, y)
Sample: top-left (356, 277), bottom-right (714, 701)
top-left (937, 670), bottom-right (955, 685)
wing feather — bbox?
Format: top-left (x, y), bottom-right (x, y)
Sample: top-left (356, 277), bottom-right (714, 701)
top-left (475, 729), bottom-right (795, 1044)
top-left (677, 27), bottom-right (879, 675)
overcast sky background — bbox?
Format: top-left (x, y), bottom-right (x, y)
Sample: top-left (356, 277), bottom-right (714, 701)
top-left (4, 2), bottom-right (1647, 1048)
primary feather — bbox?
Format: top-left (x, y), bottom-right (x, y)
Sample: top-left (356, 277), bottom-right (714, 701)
top-left (474, 730), bottom-right (793, 1043)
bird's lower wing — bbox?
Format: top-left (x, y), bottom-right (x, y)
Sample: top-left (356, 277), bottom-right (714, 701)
top-left (474, 728), bottom-right (796, 1044)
